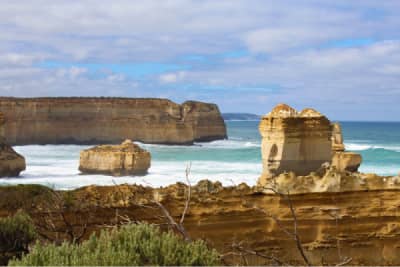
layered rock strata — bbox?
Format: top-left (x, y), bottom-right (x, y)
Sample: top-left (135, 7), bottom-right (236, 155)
top-left (79, 140), bottom-right (151, 176)
top-left (259, 104), bottom-right (332, 179)
top-left (2, 180), bottom-right (400, 265)
top-left (0, 113), bottom-right (25, 177)
top-left (259, 105), bottom-right (364, 187)
top-left (0, 97), bottom-right (227, 145)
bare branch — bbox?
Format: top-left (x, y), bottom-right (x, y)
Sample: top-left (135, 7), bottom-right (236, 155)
top-left (335, 257), bottom-right (352, 266)
top-left (180, 162), bottom-right (192, 225)
top-left (228, 242), bottom-right (287, 266)
top-left (153, 200), bottom-right (191, 242)
top-left (262, 186), bottom-right (311, 266)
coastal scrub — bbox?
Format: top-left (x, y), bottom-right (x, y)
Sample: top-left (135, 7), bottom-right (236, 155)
top-left (10, 223), bottom-right (220, 266)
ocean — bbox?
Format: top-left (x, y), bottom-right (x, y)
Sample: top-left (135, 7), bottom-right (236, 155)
top-left (1, 121), bottom-right (399, 190)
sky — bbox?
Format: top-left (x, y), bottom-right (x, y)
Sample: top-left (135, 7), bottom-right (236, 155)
top-left (0, 1), bottom-right (400, 121)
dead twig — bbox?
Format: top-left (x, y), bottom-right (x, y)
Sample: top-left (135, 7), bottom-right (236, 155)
top-left (261, 186), bottom-right (311, 266)
top-left (225, 241), bottom-right (287, 266)
top-left (152, 162), bottom-right (192, 242)
top-left (180, 162), bottom-right (192, 225)
top-left (153, 201), bottom-right (191, 241)
top-left (335, 256), bottom-right (352, 266)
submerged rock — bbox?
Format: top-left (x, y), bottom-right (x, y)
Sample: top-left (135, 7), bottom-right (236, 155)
top-left (79, 139), bottom-right (151, 176)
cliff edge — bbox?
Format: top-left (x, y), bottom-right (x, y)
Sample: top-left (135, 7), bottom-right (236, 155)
top-left (0, 97), bottom-right (227, 145)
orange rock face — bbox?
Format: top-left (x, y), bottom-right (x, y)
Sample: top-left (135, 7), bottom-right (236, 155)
top-left (0, 97), bottom-right (227, 145)
top-left (331, 151), bottom-right (362, 172)
top-left (3, 181), bottom-right (400, 265)
top-left (259, 104), bottom-right (332, 179)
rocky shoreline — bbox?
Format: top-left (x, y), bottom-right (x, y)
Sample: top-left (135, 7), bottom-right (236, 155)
top-left (0, 102), bottom-right (399, 265)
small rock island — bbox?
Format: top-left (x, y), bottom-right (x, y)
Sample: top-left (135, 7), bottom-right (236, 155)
top-left (79, 139), bottom-right (151, 176)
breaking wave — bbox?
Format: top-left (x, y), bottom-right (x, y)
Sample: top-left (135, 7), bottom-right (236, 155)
top-left (346, 143), bottom-right (400, 152)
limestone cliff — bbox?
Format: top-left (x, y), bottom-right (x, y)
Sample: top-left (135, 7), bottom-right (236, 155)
top-left (259, 104), bottom-right (332, 178)
top-left (2, 181), bottom-right (400, 265)
top-left (79, 139), bottom-right (151, 176)
top-left (0, 97), bottom-right (227, 145)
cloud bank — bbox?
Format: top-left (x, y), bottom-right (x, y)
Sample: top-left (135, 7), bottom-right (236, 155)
top-left (0, 0), bottom-right (399, 120)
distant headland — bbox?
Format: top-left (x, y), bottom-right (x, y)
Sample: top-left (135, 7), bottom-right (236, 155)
top-left (222, 112), bottom-right (261, 121)
top-left (0, 97), bottom-right (227, 145)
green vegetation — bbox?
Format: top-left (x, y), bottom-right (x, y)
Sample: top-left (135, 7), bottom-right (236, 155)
top-left (10, 223), bottom-right (220, 266)
top-left (0, 212), bottom-right (36, 265)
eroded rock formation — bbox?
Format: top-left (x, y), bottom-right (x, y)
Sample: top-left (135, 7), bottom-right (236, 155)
top-left (2, 180), bottom-right (400, 265)
top-left (0, 97), bottom-right (227, 145)
top-left (259, 104), bottom-right (332, 180)
top-left (79, 139), bottom-right (151, 176)
top-left (264, 168), bottom-right (400, 194)
top-left (331, 122), bottom-right (345, 152)
top-left (0, 113), bottom-right (25, 177)
top-left (0, 144), bottom-right (26, 177)
top-left (331, 151), bottom-right (362, 172)
top-left (259, 105), bottom-right (364, 187)
top-left (331, 122), bottom-right (362, 172)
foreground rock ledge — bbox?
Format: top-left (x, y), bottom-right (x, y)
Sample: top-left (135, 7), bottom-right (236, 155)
top-left (3, 177), bottom-right (400, 265)
top-left (79, 140), bottom-right (151, 176)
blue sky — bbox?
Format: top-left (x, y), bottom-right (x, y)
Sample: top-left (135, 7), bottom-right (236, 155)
top-left (0, 1), bottom-right (400, 120)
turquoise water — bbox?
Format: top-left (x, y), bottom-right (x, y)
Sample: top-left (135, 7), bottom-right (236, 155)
top-left (340, 121), bottom-right (400, 175)
top-left (0, 121), bottom-right (399, 189)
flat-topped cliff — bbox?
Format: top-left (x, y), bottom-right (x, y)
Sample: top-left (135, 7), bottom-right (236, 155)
top-left (0, 97), bottom-right (227, 145)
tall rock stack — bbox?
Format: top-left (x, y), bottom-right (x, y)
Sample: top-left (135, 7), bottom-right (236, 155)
top-left (258, 105), bottom-right (364, 190)
top-left (0, 113), bottom-right (26, 177)
top-left (258, 104), bottom-right (332, 182)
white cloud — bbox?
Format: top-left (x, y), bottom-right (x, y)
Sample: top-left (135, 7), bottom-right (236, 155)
top-left (159, 71), bottom-right (186, 83)
top-left (0, 1), bottom-right (399, 119)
